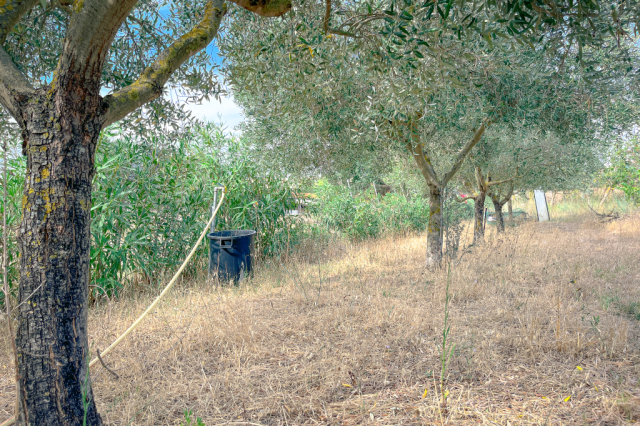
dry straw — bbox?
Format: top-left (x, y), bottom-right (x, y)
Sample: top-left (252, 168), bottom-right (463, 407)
top-left (0, 189), bottom-right (226, 426)
top-left (2, 213), bottom-right (640, 425)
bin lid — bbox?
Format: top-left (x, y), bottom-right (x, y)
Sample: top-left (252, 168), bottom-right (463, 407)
top-left (207, 230), bottom-right (257, 240)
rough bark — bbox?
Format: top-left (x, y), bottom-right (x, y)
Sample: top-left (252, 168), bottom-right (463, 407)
top-left (490, 196), bottom-right (506, 232)
top-left (508, 197), bottom-right (513, 222)
top-left (15, 87), bottom-right (104, 425)
top-left (473, 190), bottom-right (487, 244)
top-left (0, 1), bottom-right (228, 424)
top-left (426, 186), bottom-right (443, 268)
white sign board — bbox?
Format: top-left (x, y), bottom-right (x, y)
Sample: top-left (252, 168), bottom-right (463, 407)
top-left (534, 190), bottom-right (550, 222)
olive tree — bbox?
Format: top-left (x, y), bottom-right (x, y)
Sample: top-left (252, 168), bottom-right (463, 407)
top-left (0, 0), bottom-right (293, 424)
top-left (457, 125), bottom-right (612, 241)
top-left (221, 8), bottom-right (637, 264)
top-left (1, 0), bottom-right (638, 423)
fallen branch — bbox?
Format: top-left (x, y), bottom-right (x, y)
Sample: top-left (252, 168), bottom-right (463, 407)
top-left (587, 200), bottom-right (620, 222)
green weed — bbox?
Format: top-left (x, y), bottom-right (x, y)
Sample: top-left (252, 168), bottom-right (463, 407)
top-left (181, 409), bottom-right (205, 426)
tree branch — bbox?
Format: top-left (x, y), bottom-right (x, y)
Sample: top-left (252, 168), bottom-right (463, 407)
top-left (501, 184), bottom-right (514, 205)
top-left (442, 123), bottom-right (488, 186)
top-left (489, 182), bottom-right (514, 206)
top-left (323, 0), bottom-right (331, 33)
top-left (103, 0), bottom-right (226, 127)
top-left (0, 47), bottom-right (34, 120)
top-left (455, 195), bottom-right (476, 202)
top-left (228, 0), bottom-right (291, 17)
top-left (55, 0), bottom-right (139, 89)
top-left (404, 114), bottom-right (439, 188)
top-left (0, 0), bottom-right (39, 119)
top-left (475, 166), bottom-right (486, 192)
top-left (487, 176), bottom-right (517, 187)
top-left (0, 0), bottom-right (39, 43)
top-left (408, 142), bottom-right (440, 188)
top-left (487, 166), bottom-right (520, 189)
top-left (323, 0), bottom-right (358, 38)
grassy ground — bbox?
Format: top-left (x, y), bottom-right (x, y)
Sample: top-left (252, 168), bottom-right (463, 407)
top-left (2, 212), bottom-right (640, 425)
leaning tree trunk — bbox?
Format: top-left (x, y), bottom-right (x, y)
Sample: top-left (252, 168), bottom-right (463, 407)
top-left (490, 196), bottom-right (506, 233)
top-left (426, 186), bottom-right (443, 267)
top-left (472, 191), bottom-right (487, 244)
top-left (15, 87), bottom-right (103, 425)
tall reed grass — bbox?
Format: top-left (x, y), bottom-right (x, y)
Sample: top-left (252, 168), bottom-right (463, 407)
top-left (1, 123), bottom-right (299, 302)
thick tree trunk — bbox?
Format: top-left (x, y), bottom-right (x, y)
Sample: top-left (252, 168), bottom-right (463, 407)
top-left (426, 187), bottom-right (443, 268)
top-left (15, 88), bottom-right (103, 425)
top-left (507, 197), bottom-right (513, 222)
top-left (473, 191), bottom-right (486, 244)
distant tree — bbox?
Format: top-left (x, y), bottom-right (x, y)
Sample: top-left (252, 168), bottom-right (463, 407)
top-left (457, 124), bottom-right (611, 241)
top-left (221, 15), bottom-right (638, 264)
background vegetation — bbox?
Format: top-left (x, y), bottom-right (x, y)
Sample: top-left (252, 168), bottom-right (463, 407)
top-left (1, 123), bottom-right (300, 302)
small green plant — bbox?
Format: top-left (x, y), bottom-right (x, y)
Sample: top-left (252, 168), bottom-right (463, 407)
top-left (437, 263), bottom-right (456, 414)
top-left (590, 314), bottom-right (600, 329)
top-left (600, 294), bottom-right (620, 310)
top-left (182, 409), bottom-right (205, 426)
top-left (620, 302), bottom-right (640, 321)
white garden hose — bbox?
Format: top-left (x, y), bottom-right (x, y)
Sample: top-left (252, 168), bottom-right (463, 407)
top-left (0, 188), bottom-right (226, 426)
top-left (89, 187), bottom-right (225, 366)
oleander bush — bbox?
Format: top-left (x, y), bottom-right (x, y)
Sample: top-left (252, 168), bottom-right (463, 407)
top-left (1, 123), bottom-right (299, 301)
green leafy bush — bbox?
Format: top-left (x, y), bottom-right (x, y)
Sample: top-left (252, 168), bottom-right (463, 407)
top-left (604, 139), bottom-right (640, 205)
top-left (89, 123), bottom-right (299, 297)
top-left (309, 180), bottom-right (430, 240)
top-left (2, 123), bottom-right (299, 301)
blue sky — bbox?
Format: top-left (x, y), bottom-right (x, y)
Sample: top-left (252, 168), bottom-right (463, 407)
top-left (183, 94), bottom-right (245, 131)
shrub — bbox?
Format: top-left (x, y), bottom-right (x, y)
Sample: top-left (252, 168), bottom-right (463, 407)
top-left (0, 156), bottom-right (26, 304)
top-left (603, 139), bottom-right (640, 205)
top-left (2, 123), bottom-right (299, 301)
top-left (309, 180), bottom-right (430, 240)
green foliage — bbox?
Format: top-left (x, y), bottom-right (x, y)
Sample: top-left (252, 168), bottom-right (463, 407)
top-left (4, 1), bottom-right (223, 138)
top-left (221, 2), bottom-right (637, 217)
top-left (90, 123), bottom-right (299, 297)
top-left (2, 123), bottom-right (299, 301)
top-left (0, 156), bottom-right (25, 306)
top-left (604, 138), bottom-right (640, 205)
top-left (309, 180), bottom-right (430, 240)
top-left (181, 409), bottom-right (205, 426)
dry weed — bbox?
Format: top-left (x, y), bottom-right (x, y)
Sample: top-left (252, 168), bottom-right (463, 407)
top-left (1, 214), bottom-right (640, 425)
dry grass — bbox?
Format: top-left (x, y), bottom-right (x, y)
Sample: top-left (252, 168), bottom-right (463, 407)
top-left (2, 213), bottom-right (640, 425)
